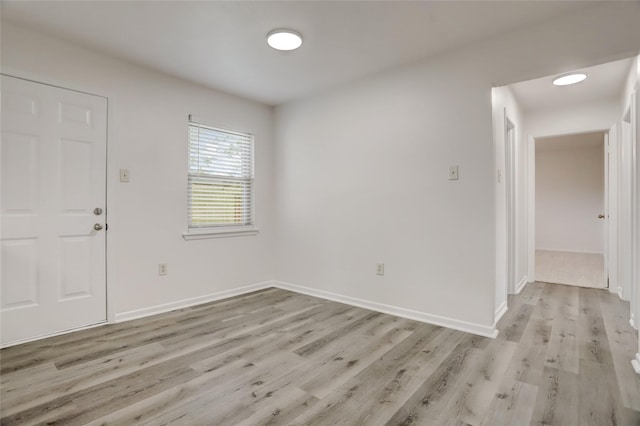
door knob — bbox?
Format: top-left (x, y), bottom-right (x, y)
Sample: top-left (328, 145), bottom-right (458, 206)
top-left (598, 214), bottom-right (605, 219)
top-left (94, 223), bottom-right (103, 231)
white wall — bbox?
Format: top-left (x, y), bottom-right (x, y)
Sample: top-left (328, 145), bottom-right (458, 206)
top-left (526, 98), bottom-right (620, 138)
top-left (1, 23), bottom-right (276, 317)
top-left (492, 85), bottom-right (526, 318)
top-left (275, 55), bottom-right (496, 331)
top-left (621, 56), bottom-right (639, 110)
top-left (274, 3), bottom-right (640, 334)
top-left (535, 134), bottom-right (605, 253)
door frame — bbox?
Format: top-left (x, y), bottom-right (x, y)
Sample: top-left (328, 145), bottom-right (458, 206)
top-left (1, 69), bottom-right (117, 330)
top-left (607, 124), bottom-right (619, 295)
top-left (527, 136), bottom-right (536, 282)
top-left (631, 86), bottom-right (640, 374)
top-left (632, 87), bottom-right (639, 330)
top-left (604, 132), bottom-right (609, 287)
top-left (505, 117), bottom-right (517, 294)
top-left (527, 129), bottom-right (613, 291)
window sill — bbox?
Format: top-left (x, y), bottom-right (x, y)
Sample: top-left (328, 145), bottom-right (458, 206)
top-left (182, 227), bottom-right (259, 240)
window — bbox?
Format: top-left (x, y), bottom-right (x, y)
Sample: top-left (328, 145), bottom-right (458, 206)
top-left (186, 116), bottom-right (256, 238)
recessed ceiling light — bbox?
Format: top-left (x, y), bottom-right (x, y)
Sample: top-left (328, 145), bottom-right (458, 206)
top-left (266, 29), bottom-right (302, 51)
top-left (552, 73), bottom-right (587, 86)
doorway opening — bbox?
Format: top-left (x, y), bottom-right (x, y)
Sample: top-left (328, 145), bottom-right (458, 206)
top-left (533, 131), bottom-right (607, 288)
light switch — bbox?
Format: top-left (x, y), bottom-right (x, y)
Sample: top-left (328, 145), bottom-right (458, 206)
top-left (120, 169), bottom-right (130, 183)
top-left (449, 165), bottom-right (459, 180)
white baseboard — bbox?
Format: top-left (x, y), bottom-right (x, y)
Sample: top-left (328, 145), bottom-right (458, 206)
top-left (272, 281), bottom-right (498, 339)
top-left (7, 279), bottom-right (502, 347)
top-left (115, 281), bottom-right (272, 323)
top-left (632, 353), bottom-right (640, 375)
top-left (494, 300), bottom-right (508, 326)
top-left (0, 321), bottom-right (107, 349)
top-left (515, 276), bottom-right (528, 294)
top-left (536, 248), bottom-right (603, 255)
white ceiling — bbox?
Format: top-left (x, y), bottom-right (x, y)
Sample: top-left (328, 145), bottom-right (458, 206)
top-left (1, 1), bottom-right (601, 106)
top-left (509, 58), bottom-right (634, 112)
top-left (536, 131), bottom-right (605, 152)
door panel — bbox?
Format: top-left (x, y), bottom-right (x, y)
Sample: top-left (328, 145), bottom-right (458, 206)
top-left (60, 236), bottom-right (93, 299)
top-left (1, 75), bottom-right (107, 346)
top-left (2, 134), bottom-right (39, 213)
top-left (1, 239), bottom-right (38, 309)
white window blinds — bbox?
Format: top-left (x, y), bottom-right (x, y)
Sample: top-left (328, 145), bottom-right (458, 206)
top-left (188, 118), bottom-right (254, 229)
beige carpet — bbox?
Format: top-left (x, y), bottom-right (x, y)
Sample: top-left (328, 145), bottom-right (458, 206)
top-left (535, 249), bottom-right (605, 288)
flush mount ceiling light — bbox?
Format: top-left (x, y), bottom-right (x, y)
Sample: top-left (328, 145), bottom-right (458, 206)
top-left (552, 73), bottom-right (587, 86)
top-left (266, 29), bottom-right (303, 51)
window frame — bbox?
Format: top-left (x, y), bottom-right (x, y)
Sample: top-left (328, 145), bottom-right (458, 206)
top-left (183, 116), bottom-right (258, 240)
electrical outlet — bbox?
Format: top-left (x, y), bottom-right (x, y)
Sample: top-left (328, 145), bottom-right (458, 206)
top-left (449, 165), bottom-right (459, 180)
top-left (120, 169), bottom-right (130, 182)
top-left (376, 263), bottom-right (384, 276)
top-left (159, 263), bottom-right (168, 276)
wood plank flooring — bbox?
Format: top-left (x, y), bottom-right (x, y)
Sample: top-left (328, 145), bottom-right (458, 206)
top-left (1, 283), bottom-right (639, 425)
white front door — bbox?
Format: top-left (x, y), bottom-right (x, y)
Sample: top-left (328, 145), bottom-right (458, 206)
top-left (1, 75), bottom-right (107, 346)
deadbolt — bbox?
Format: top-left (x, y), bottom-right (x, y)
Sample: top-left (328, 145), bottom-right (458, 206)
top-left (94, 223), bottom-right (104, 231)
top-left (94, 207), bottom-right (103, 216)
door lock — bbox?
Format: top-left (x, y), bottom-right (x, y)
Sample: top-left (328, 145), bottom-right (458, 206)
top-left (94, 223), bottom-right (104, 231)
top-left (598, 214), bottom-right (605, 219)
top-left (94, 207), bottom-right (103, 216)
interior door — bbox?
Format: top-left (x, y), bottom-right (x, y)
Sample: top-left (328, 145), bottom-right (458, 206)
top-left (604, 132), bottom-right (610, 288)
top-left (1, 75), bottom-right (107, 346)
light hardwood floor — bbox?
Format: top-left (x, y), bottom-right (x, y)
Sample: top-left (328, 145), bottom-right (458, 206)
top-left (1, 283), bottom-right (639, 425)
